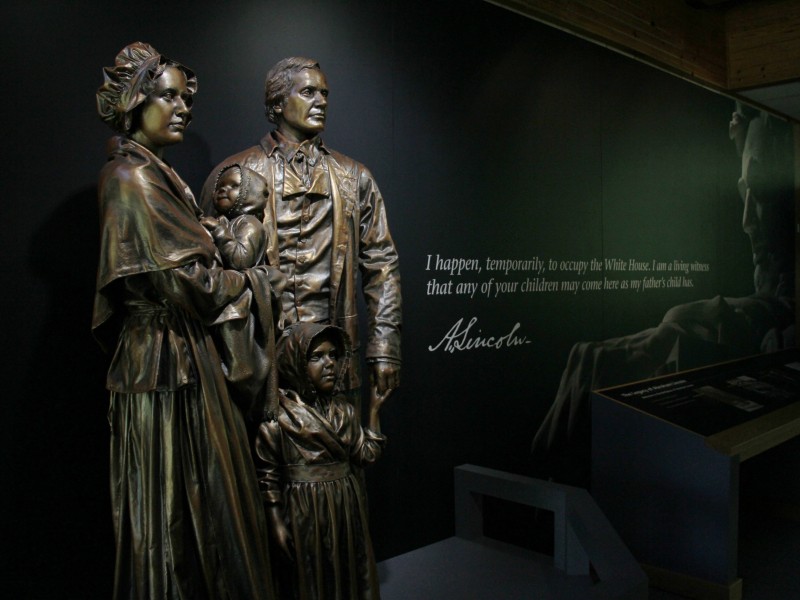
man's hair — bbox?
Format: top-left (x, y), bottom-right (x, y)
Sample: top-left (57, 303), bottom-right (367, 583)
top-left (263, 57), bottom-right (321, 124)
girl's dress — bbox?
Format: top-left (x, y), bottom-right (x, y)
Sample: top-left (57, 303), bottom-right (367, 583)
top-left (255, 323), bottom-right (386, 600)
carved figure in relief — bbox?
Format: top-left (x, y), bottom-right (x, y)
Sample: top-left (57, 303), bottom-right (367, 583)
top-left (532, 104), bottom-right (795, 486)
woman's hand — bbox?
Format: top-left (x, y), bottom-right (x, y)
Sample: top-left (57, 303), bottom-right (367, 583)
top-left (266, 504), bottom-right (294, 562)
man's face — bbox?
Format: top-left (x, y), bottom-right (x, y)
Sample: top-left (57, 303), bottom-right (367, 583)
top-left (737, 115), bottom-right (792, 295)
top-left (276, 69), bottom-right (328, 142)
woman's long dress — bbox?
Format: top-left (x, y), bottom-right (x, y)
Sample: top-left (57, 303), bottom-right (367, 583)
top-left (94, 136), bottom-right (274, 600)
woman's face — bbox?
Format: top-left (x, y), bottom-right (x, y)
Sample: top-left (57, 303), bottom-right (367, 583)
top-left (132, 66), bottom-right (192, 154)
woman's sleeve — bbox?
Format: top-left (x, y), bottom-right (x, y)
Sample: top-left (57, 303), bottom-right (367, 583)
top-left (254, 419), bottom-right (284, 505)
top-left (147, 261), bottom-right (249, 324)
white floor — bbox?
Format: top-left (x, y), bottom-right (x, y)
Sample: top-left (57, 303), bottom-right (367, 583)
top-left (379, 509), bottom-right (800, 600)
top-left (378, 536), bottom-right (615, 600)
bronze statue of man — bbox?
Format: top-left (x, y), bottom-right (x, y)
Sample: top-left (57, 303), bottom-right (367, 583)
top-left (202, 57), bottom-right (401, 403)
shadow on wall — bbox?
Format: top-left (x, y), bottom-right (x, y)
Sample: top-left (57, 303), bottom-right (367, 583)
top-left (6, 129), bottom-right (222, 598)
top-left (12, 186), bottom-right (114, 598)
top-left (14, 128), bottom-right (217, 597)
top-left (169, 130), bottom-right (216, 195)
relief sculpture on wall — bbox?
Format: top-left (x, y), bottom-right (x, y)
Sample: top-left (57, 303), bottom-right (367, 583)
top-left (532, 102), bottom-right (796, 486)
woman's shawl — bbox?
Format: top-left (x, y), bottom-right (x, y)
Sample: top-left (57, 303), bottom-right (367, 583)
top-left (93, 135), bottom-right (219, 345)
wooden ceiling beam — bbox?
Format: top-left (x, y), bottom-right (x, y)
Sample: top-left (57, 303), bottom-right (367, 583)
top-left (486, 0), bottom-right (800, 92)
top-left (726, 0), bottom-right (800, 90)
top-left (485, 0), bottom-right (727, 88)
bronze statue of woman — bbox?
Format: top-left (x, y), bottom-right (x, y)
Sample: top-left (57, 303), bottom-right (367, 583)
top-left (94, 42), bottom-right (275, 600)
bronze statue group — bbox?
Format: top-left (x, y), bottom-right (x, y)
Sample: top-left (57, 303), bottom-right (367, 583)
top-left (94, 42), bottom-right (401, 600)
top-left (94, 39), bottom-right (794, 600)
